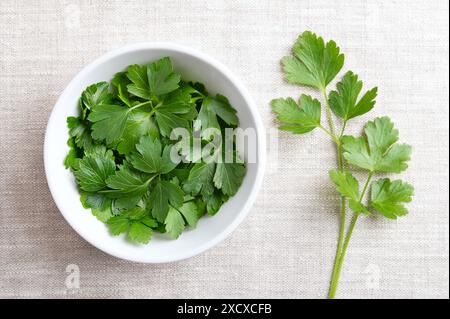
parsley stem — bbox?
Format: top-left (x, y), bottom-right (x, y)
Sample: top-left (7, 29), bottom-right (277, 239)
top-left (360, 171), bottom-right (373, 202)
top-left (328, 213), bottom-right (359, 298)
top-left (339, 120), bottom-right (347, 138)
top-left (130, 100), bottom-right (153, 111)
top-left (321, 87), bottom-right (337, 137)
top-left (329, 204), bottom-right (346, 296)
top-left (328, 172), bottom-right (373, 298)
top-left (319, 125), bottom-right (340, 145)
top-left (322, 83), bottom-right (348, 299)
top-left (337, 143), bottom-right (344, 170)
top-left (148, 101), bottom-right (163, 116)
top-left (328, 144), bottom-right (346, 298)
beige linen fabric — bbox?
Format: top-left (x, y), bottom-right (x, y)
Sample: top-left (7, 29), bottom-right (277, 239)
top-left (0, 0), bottom-right (448, 299)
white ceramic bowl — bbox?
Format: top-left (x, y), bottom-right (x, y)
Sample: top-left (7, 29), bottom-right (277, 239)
top-left (44, 43), bottom-right (265, 263)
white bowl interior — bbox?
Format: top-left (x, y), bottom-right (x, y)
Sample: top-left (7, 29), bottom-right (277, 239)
top-left (44, 44), bottom-right (264, 263)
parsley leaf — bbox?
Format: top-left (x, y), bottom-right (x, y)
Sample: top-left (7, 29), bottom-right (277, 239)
top-left (88, 104), bottom-right (132, 144)
top-left (271, 94), bottom-right (321, 134)
top-left (161, 84), bottom-right (197, 115)
top-left (177, 201), bottom-right (201, 228)
top-left (149, 85), bottom-right (195, 137)
top-left (207, 95), bottom-right (239, 126)
top-left (213, 161), bottom-right (246, 196)
top-left (115, 110), bottom-right (159, 154)
top-left (329, 170), bottom-right (368, 214)
top-left (154, 108), bottom-right (189, 137)
top-left (92, 207), bottom-right (114, 223)
top-left (370, 178), bottom-right (414, 219)
top-left (164, 201), bottom-right (202, 239)
top-left (195, 95), bottom-right (239, 137)
top-left (342, 117), bottom-right (412, 173)
top-left (80, 192), bottom-right (113, 222)
top-left (196, 100), bottom-right (220, 133)
top-left (127, 222), bottom-right (154, 244)
top-left (111, 71), bottom-right (132, 106)
top-left (102, 165), bottom-right (153, 209)
top-left (67, 116), bottom-right (95, 150)
top-left (127, 64), bottom-right (152, 100)
top-left (107, 215), bottom-right (130, 235)
top-left (203, 191), bottom-right (226, 216)
top-left (148, 180), bottom-right (184, 222)
top-left (183, 162), bottom-right (216, 196)
top-left (282, 31), bottom-right (344, 89)
top-left (73, 147), bottom-right (116, 192)
top-left (164, 206), bottom-right (186, 239)
top-left (127, 57), bottom-right (180, 100)
top-left (80, 82), bottom-right (114, 111)
top-left (129, 136), bottom-right (179, 174)
top-left (329, 71), bottom-right (378, 121)
top-left (147, 57), bottom-right (181, 96)
top-left (107, 207), bottom-right (157, 244)
top-left (64, 138), bottom-right (82, 170)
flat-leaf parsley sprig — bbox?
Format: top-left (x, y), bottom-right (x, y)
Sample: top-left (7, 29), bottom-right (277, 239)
top-left (271, 31), bottom-right (413, 298)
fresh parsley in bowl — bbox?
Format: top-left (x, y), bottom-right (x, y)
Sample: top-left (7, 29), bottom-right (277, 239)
top-left (45, 44), bottom-right (265, 263)
top-left (66, 56), bottom-right (246, 244)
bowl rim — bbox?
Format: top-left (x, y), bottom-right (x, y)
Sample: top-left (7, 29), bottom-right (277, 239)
top-left (44, 42), bottom-right (266, 263)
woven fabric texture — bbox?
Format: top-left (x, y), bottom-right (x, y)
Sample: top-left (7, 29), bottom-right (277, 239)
top-left (0, 0), bottom-right (448, 298)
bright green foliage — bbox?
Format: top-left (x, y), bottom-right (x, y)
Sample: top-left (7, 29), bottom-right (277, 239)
top-left (127, 64), bottom-right (153, 100)
top-left (342, 117), bottom-right (412, 173)
top-left (203, 191), bottom-right (225, 216)
top-left (67, 116), bottom-right (95, 151)
top-left (370, 178), bottom-right (414, 219)
top-left (164, 206), bottom-right (186, 239)
top-left (271, 31), bottom-right (414, 298)
top-left (115, 110), bottom-right (159, 154)
top-left (271, 94), bottom-right (321, 134)
top-left (153, 107), bottom-right (190, 137)
top-left (73, 146), bottom-right (116, 192)
top-left (111, 71), bottom-right (131, 106)
top-left (165, 200), bottom-right (202, 239)
top-left (65, 57), bottom-right (246, 244)
top-left (329, 71), bottom-right (378, 121)
top-left (213, 161), bottom-right (246, 196)
top-left (64, 138), bottom-right (81, 170)
top-left (107, 207), bottom-right (157, 244)
top-left (127, 57), bottom-right (181, 100)
top-left (80, 82), bottom-right (114, 111)
top-left (129, 136), bottom-right (179, 174)
top-left (177, 201), bottom-right (202, 228)
top-left (101, 165), bottom-right (152, 209)
top-left (329, 170), bottom-right (368, 214)
top-left (81, 192), bottom-right (113, 222)
top-left (88, 104), bottom-right (133, 144)
top-left (183, 162), bottom-right (216, 196)
top-left (148, 180), bottom-right (184, 222)
top-left (282, 31), bottom-right (344, 89)
top-left (196, 95), bottom-right (239, 133)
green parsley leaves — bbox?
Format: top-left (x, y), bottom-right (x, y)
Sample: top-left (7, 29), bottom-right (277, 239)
top-left (74, 147), bottom-right (116, 192)
top-left (127, 57), bottom-right (181, 99)
top-left (329, 71), bottom-right (378, 121)
top-left (89, 104), bottom-right (133, 144)
top-left (271, 31), bottom-right (414, 298)
top-left (371, 178), bottom-right (414, 219)
top-left (342, 117), bottom-right (412, 173)
top-left (271, 94), bottom-right (321, 134)
top-left (282, 31), bottom-right (344, 89)
top-left (328, 169), bottom-right (368, 214)
top-left (65, 57), bottom-right (246, 244)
